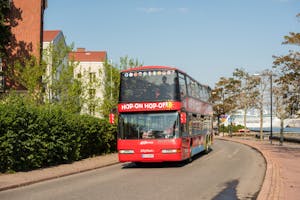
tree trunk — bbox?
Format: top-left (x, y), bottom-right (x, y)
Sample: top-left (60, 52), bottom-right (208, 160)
top-left (280, 118), bottom-right (284, 145)
top-left (260, 105), bottom-right (264, 141)
top-left (243, 108), bottom-right (247, 137)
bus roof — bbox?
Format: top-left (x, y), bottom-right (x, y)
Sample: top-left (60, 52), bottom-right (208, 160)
top-left (121, 65), bottom-right (211, 89)
top-left (121, 65), bottom-right (185, 73)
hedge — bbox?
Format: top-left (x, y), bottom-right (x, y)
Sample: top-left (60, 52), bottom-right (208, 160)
top-left (0, 98), bottom-right (116, 172)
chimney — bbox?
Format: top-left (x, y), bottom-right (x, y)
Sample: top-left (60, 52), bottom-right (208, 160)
top-left (77, 48), bottom-right (86, 52)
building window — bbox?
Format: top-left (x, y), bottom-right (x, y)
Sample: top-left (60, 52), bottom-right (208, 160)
top-left (89, 104), bottom-right (96, 116)
top-left (89, 89), bottom-right (96, 99)
top-left (89, 72), bottom-right (96, 83)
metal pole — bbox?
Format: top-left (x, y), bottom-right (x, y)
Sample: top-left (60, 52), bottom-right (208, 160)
top-left (270, 74), bottom-right (273, 144)
top-left (110, 59), bottom-right (113, 100)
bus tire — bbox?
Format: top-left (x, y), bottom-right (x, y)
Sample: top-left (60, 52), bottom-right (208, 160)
top-left (186, 153), bottom-right (193, 163)
top-left (187, 139), bottom-right (193, 163)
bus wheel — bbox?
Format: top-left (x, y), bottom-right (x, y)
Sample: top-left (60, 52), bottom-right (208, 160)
top-left (186, 152), bottom-right (193, 163)
top-left (188, 139), bottom-right (193, 163)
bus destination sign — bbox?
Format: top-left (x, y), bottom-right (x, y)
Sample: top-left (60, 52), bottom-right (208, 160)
top-left (118, 101), bottom-right (181, 112)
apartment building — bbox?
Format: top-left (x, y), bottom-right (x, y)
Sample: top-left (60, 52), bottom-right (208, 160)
top-left (43, 30), bottom-right (67, 102)
top-left (69, 48), bottom-right (107, 117)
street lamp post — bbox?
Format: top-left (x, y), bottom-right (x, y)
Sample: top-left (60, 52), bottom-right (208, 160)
top-left (254, 72), bottom-right (273, 142)
top-left (270, 74), bottom-right (273, 144)
top-left (110, 59), bottom-right (113, 100)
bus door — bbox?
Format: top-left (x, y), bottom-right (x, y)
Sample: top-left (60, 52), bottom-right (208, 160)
top-left (180, 112), bottom-right (190, 160)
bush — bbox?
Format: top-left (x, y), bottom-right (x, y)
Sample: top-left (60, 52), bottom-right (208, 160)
top-left (0, 96), bottom-right (116, 172)
top-left (218, 124), bottom-right (246, 133)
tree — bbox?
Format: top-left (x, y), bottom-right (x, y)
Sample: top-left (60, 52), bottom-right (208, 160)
top-left (277, 13), bottom-right (300, 116)
top-left (43, 41), bottom-right (82, 113)
top-left (100, 60), bottom-right (120, 119)
top-left (232, 68), bottom-right (259, 131)
top-left (0, 0), bottom-right (12, 58)
top-left (273, 83), bottom-right (290, 145)
top-left (52, 59), bottom-right (82, 113)
top-left (252, 70), bottom-right (272, 140)
top-left (212, 76), bottom-right (240, 135)
top-left (12, 55), bottom-right (46, 103)
top-left (272, 13), bottom-right (300, 144)
top-left (119, 55), bottom-right (143, 70)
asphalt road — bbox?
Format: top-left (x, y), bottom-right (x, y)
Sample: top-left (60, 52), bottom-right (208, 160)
top-left (0, 139), bottom-right (266, 200)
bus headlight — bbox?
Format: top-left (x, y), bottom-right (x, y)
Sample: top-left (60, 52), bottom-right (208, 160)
top-left (162, 149), bottom-right (181, 154)
top-left (119, 150), bottom-right (134, 154)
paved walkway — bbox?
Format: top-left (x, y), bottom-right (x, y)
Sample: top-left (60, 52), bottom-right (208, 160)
top-left (218, 136), bottom-right (300, 200)
top-left (0, 138), bottom-right (299, 200)
top-left (0, 153), bottom-right (119, 191)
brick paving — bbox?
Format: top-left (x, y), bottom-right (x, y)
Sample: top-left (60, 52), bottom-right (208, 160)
top-left (0, 137), bottom-right (299, 200)
top-left (218, 136), bottom-right (300, 200)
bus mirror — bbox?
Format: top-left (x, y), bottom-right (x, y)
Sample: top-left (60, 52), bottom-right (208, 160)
top-left (109, 113), bottom-right (115, 124)
top-left (180, 112), bottom-right (186, 124)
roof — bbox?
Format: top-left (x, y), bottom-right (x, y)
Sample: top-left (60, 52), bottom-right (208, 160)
top-left (69, 49), bottom-right (107, 62)
top-left (43, 30), bottom-right (61, 42)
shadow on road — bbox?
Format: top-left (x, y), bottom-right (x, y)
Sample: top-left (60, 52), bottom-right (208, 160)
top-left (121, 149), bottom-right (213, 169)
top-left (212, 179), bottom-right (258, 200)
top-left (212, 180), bottom-right (239, 200)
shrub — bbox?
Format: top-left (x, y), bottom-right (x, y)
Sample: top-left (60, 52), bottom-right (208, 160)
top-left (0, 96), bottom-right (116, 172)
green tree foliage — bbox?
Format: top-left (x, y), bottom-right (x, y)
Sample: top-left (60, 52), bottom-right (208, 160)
top-left (100, 60), bottom-right (120, 119)
top-left (43, 41), bottom-right (82, 113)
top-left (12, 56), bottom-right (46, 103)
top-left (119, 55), bottom-right (143, 70)
top-left (53, 59), bottom-right (82, 113)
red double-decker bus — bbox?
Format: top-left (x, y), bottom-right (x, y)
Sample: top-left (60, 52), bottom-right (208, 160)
top-left (117, 66), bottom-right (213, 163)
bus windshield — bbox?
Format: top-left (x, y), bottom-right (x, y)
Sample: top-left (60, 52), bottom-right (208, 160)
top-left (119, 70), bottom-right (179, 102)
top-left (118, 112), bottom-right (180, 139)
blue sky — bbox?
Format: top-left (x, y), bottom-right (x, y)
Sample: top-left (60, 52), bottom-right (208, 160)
top-left (44, 0), bottom-right (300, 87)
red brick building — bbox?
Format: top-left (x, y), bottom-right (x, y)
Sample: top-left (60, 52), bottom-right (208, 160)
top-left (10, 0), bottom-right (47, 61)
top-left (1, 0), bottom-right (47, 91)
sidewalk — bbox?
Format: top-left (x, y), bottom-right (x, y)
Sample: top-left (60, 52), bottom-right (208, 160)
top-left (0, 153), bottom-right (119, 191)
top-left (0, 139), bottom-right (299, 200)
top-left (217, 135), bottom-right (300, 200)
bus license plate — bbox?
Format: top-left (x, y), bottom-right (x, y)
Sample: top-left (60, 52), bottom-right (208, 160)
top-left (142, 154), bottom-right (154, 158)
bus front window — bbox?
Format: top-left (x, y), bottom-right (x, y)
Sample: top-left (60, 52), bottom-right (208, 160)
top-left (118, 112), bottom-right (179, 139)
top-left (119, 70), bottom-right (179, 102)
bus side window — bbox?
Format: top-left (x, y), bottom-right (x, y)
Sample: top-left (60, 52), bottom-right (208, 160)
top-left (179, 73), bottom-right (187, 99)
